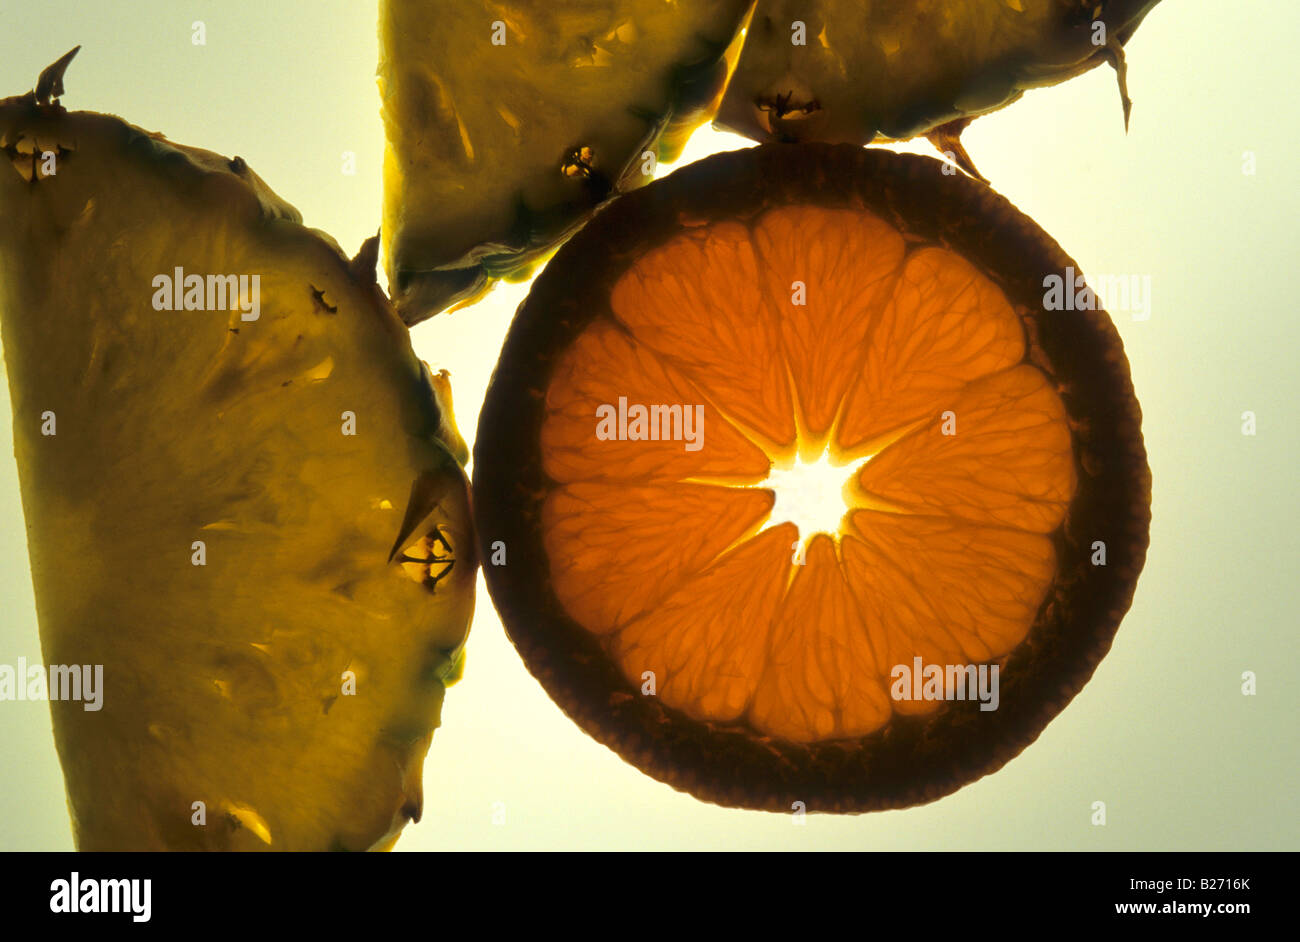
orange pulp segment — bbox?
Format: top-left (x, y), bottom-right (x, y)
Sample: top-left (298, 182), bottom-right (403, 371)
top-left (537, 204), bottom-right (1077, 743)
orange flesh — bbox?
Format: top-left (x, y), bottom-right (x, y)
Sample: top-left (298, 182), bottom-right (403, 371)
top-left (540, 205), bottom-right (1077, 743)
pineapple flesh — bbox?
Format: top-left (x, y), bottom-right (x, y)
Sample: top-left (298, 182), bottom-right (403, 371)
top-left (0, 57), bottom-right (477, 851)
top-left (379, 0), bottom-right (753, 324)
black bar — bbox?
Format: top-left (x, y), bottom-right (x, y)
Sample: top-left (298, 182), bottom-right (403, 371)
top-left (2, 851), bottom-right (1286, 929)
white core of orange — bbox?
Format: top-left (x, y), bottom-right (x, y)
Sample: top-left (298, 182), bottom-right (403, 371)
top-left (756, 447), bottom-right (870, 545)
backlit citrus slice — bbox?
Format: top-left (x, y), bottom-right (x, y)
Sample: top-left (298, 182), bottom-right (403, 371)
top-left (475, 143), bottom-right (1150, 811)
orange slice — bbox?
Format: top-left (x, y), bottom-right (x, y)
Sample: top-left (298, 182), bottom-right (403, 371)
top-left (474, 144), bottom-right (1150, 811)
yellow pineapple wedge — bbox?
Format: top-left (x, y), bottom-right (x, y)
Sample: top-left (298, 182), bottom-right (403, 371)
top-left (0, 51), bottom-right (477, 851)
top-left (378, 0), bottom-right (754, 325)
top-left (716, 0), bottom-right (1162, 175)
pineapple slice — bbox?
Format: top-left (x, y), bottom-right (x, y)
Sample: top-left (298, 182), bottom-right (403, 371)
top-left (0, 52), bottom-right (476, 851)
top-left (716, 0), bottom-right (1161, 153)
top-left (379, 0), bottom-right (753, 325)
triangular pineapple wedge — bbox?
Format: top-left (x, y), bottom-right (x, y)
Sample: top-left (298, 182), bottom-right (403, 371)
top-left (716, 0), bottom-right (1161, 152)
top-left (0, 52), bottom-right (476, 851)
top-left (379, 0), bottom-right (753, 325)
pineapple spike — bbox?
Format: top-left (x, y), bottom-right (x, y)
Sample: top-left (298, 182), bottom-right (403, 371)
top-left (925, 117), bottom-right (987, 183)
top-left (350, 231), bottom-right (381, 283)
top-left (34, 46), bottom-right (81, 107)
top-left (1101, 33), bottom-right (1133, 131)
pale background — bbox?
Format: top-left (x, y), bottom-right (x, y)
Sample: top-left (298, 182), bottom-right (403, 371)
top-left (0, 1), bottom-right (1295, 850)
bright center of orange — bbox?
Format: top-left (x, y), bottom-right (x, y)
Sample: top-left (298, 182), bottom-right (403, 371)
top-left (756, 448), bottom-right (861, 544)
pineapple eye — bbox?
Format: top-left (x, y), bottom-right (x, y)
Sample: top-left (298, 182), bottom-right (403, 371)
top-left (396, 527), bottom-right (457, 595)
top-left (562, 145), bottom-right (596, 178)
